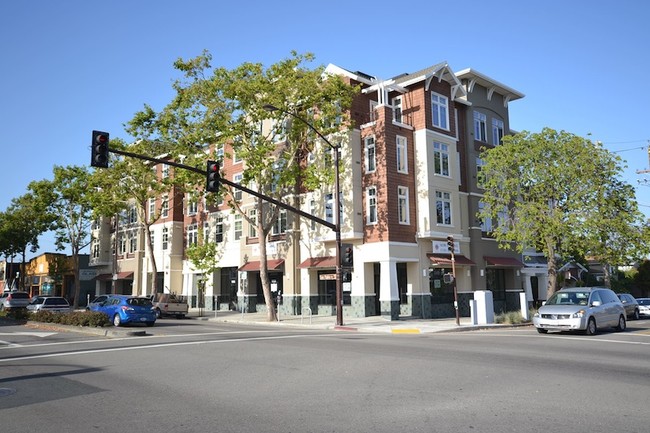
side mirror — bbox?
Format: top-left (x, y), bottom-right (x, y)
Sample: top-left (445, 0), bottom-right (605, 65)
top-left (541, 301), bottom-right (546, 306)
top-left (591, 300), bottom-right (602, 307)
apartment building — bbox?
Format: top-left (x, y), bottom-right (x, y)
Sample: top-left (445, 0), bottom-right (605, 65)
top-left (90, 61), bottom-right (530, 320)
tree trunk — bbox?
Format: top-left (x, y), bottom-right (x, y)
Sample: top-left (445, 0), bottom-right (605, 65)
top-left (601, 263), bottom-right (612, 288)
top-left (257, 203), bottom-right (277, 322)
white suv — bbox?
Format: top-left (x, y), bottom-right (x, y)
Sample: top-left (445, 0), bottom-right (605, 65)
top-left (533, 287), bottom-right (626, 335)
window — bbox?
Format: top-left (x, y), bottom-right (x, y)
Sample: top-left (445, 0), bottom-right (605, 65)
top-left (161, 195), bottom-right (169, 218)
top-left (248, 209), bottom-right (257, 238)
top-left (129, 231), bottom-right (137, 253)
top-left (272, 210), bottom-right (287, 235)
top-left (398, 186), bottom-right (409, 224)
top-left (492, 118), bottom-right (504, 145)
top-left (234, 214), bottom-right (242, 240)
top-left (476, 157), bottom-right (486, 187)
top-left (162, 228), bottom-right (169, 250)
top-left (435, 191), bottom-right (452, 225)
top-left (216, 144), bottom-right (224, 159)
top-left (396, 136), bottom-right (408, 173)
top-left (474, 111), bottom-right (487, 142)
top-left (187, 197), bottom-right (198, 216)
top-left (433, 142), bottom-right (450, 176)
top-left (187, 223), bottom-right (198, 247)
top-left (215, 215), bottom-right (224, 243)
top-left (149, 229), bottom-right (154, 251)
top-left (128, 206), bottom-right (137, 224)
top-left (392, 96), bottom-right (402, 123)
top-left (148, 198), bottom-right (155, 219)
top-left (91, 239), bottom-right (100, 259)
top-left (478, 201), bottom-right (493, 233)
top-left (233, 149), bottom-right (242, 164)
top-left (369, 100), bottom-right (378, 122)
top-left (431, 92), bottom-right (449, 130)
top-left (233, 173), bottom-right (243, 201)
top-left (118, 235), bottom-right (126, 255)
top-left (365, 136), bottom-right (376, 173)
top-left (162, 165), bottom-right (170, 179)
top-left (203, 222), bottom-right (209, 242)
top-left (366, 186), bottom-right (377, 224)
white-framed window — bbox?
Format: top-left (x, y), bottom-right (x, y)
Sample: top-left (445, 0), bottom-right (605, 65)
top-left (435, 191), bottom-right (452, 225)
top-left (398, 186), bottom-right (410, 224)
top-left (492, 118), bottom-right (504, 145)
top-left (148, 198), bottom-right (155, 219)
top-left (433, 142), bottom-right (450, 176)
top-left (396, 135), bottom-right (408, 173)
top-left (129, 231), bottom-right (137, 253)
top-left (149, 229), bottom-right (154, 251)
top-left (431, 92), bottom-right (449, 130)
top-left (91, 239), bottom-right (100, 259)
top-left (187, 196), bottom-right (198, 216)
top-left (272, 209), bottom-right (287, 235)
top-left (365, 136), bottom-right (376, 173)
top-left (366, 186), bottom-right (377, 224)
top-left (162, 227), bottom-right (169, 250)
top-left (234, 214), bottom-right (242, 240)
top-left (161, 195), bottom-right (169, 218)
top-left (476, 157), bottom-right (486, 187)
top-left (232, 149), bottom-right (242, 164)
top-left (187, 223), bottom-right (198, 247)
top-left (248, 209), bottom-right (257, 238)
top-left (203, 222), bottom-right (210, 242)
top-left (215, 215), bottom-right (224, 243)
top-left (478, 201), bottom-right (493, 233)
top-left (128, 206), bottom-right (137, 224)
top-left (216, 143), bottom-right (224, 159)
top-left (118, 234), bottom-right (127, 255)
top-left (392, 96), bottom-right (402, 123)
top-left (233, 173), bottom-right (243, 201)
top-left (162, 164), bottom-right (170, 179)
top-left (474, 111), bottom-right (487, 142)
top-left (369, 100), bottom-right (378, 122)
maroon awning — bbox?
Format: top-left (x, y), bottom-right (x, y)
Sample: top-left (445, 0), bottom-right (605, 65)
top-left (238, 260), bottom-right (285, 271)
top-left (484, 256), bottom-right (524, 267)
top-left (427, 254), bottom-right (475, 266)
top-left (297, 256), bottom-right (337, 269)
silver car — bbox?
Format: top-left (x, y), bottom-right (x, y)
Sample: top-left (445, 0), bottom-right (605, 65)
top-left (0, 291), bottom-right (31, 311)
top-left (533, 287), bottom-right (626, 335)
top-left (637, 298), bottom-right (650, 317)
top-left (27, 296), bottom-right (72, 313)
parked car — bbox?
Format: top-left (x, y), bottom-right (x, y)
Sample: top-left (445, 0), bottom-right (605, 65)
top-left (637, 298), bottom-right (650, 317)
top-left (533, 287), bottom-right (626, 335)
top-left (616, 293), bottom-right (640, 320)
top-left (27, 296), bottom-right (72, 313)
top-left (0, 291), bottom-right (31, 311)
top-left (89, 295), bottom-right (156, 327)
top-left (86, 294), bottom-right (110, 311)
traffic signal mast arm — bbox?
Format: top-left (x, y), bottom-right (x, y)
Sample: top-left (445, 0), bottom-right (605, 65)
top-left (107, 146), bottom-right (336, 231)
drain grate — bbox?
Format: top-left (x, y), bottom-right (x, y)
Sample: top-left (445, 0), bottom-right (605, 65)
top-left (0, 388), bottom-right (17, 397)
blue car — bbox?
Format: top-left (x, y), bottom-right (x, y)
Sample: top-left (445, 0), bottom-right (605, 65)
top-left (90, 295), bottom-right (156, 327)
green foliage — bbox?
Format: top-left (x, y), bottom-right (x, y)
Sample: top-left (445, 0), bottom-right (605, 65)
top-left (28, 310), bottom-right (110, 327)
top-left (478, 128), bottom-right (646, 296)
top-left (633, 260), bottom-right (650, 297)
top-left (494, 310), bottom-right (532, 324)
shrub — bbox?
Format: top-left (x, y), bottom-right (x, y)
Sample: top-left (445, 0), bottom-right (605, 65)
top-left (28, 310), bottom-right (110, 327)
top-left (494, 310), bottom-right (531, 324)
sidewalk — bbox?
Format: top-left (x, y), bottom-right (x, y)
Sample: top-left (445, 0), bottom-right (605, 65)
top-left (187, 308), bottom-right (525, 334)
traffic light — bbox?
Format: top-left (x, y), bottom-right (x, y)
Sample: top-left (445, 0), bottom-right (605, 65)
top-left (91, 130), bottom-right (110, 168)
top-left (206, 160), bottom-right (220, 192)
top-left (342, 244), bottom-right (353, 267)
top-left (343, 272), bottom-right (352, 283)
top-left (447, 235), bottom-right (454, 252)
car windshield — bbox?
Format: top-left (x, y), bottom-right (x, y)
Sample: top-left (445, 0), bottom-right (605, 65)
top-left (638, 299), bottom-right (650, 306)
top-left (127, 298), bottom-right (152, 307)
top-left (545, 291), bottom-right (590, 306)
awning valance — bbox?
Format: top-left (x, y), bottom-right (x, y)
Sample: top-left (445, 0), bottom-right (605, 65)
top-left (94, 271), bottom-right (134, 281)
top-left (427, 254), bottom-right (475, 266)
top-left (484, 256), bottom-right (524, 267)
top-left (297, 256), bottom-right (337, 269)
top-left (238, 259), bottom-right (285, 272)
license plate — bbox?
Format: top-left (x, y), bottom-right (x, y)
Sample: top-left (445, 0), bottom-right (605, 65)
top-left (140, 317), bottom-right (147, 321)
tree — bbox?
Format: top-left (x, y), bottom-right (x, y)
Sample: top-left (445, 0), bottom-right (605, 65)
top-left (0, 192), bottom-right (54, 289)
top-left (127, 51), bottom-right (358, 321)
top-left (29, 165), bottom-right (95, 308)
top-left (90, 138), bottom-right (176, 296)
top-left (478, 128), bottom-right (634, 298)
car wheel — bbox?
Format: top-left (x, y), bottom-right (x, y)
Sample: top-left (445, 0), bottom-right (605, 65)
top-left (615, 315), bottom-right (626, 332)
top-left (633, 309), bottom-right (640, 321)
top-left (145, 321), bottom-right (155, 327)
top-left (155, 308), bottom-right (162, 319)
top-left (536, 328), bottom-right (548, 334)
top-left (585, 317), bottom-right (597, 335)
top-left (113, 314), bottom-right (122, 327)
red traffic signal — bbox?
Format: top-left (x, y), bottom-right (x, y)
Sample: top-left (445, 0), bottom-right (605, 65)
top-left (342, 244), bottom-right (354, 267)
top-left (91, 130), bottom-right (110, 168)
top-left (206, 160), bottom-right (220, 192)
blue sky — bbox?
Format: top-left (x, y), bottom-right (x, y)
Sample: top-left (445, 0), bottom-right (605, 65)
top-left (1, 0), bottom-right (649, 258)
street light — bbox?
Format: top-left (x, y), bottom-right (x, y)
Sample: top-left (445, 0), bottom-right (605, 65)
top-left (263, 103), bottom-right (344, 326)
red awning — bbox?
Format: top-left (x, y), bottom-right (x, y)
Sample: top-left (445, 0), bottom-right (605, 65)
top-left (484, 256), bottom-right (524, 267)
top-left (427, 254), bottom-right (475, 266)
top-left (95, 272), bottom-right (134, 280)
top-left (238, 259), bottom-right (285, 272)
top-left (297, 256), bottom-right (337, 269)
